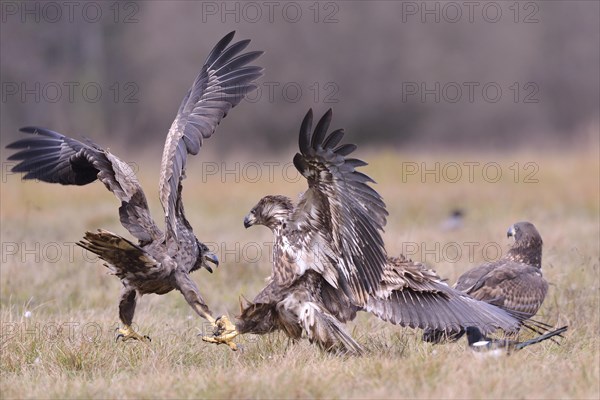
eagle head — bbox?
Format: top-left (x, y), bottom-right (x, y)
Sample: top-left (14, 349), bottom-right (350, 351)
top-left (506, 221), bottom-right (543, 267)
top-left (244, 195), bottom-right (294, 231)
top-left (507, 221), bottom-right (542, 245)
top-left (192, 240), bottom-right (219, 273)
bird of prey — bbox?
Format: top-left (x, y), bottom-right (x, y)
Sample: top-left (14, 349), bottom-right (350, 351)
top-left (466, 325), bottom-right (567, 356)
top-left (423, 221), bottom-right (549, 343)
top-left (6, 32), bottom-right (263, 341)
top-left (203, 109), bottom-right (525, 354)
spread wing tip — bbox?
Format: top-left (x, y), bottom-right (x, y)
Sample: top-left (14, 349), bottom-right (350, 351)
top-left (293, 108), bottom-right (389, 303)
top-left (160, 32), bottom-right (264, 241)
top-left (19, 126), bottom-right (41, 134)
top-left (298, 109), bottom-right (314, 153)
top-left (300, 109), bottom-right (347, 155)
top-left (6, 127), bottom-right (54, 150)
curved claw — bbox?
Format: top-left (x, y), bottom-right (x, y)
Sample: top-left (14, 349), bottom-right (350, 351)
top-left (202, 334), bottom-right (239, 351)
top-left (201, 315), bottom-right (239, 351)
top-left (115, 325), bottom-right (151, 343)
top-left (216, 315), bottom-right (237, 333)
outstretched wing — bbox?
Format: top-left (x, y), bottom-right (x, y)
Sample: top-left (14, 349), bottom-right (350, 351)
top-left (457, 262), bottom-right (549, 317)
top-left (365, 256), bottom-right (522, 334)
top-left (159, 31), bottom-right (263, 240)
top-left (286, 109), bottom-right (388, 306)
top-left (7, 128), bottom-right (161, 243)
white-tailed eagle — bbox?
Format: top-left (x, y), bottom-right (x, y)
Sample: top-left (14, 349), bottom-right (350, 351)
top-left (423, 221), bottom-right (550, 343)
top-left (203, 109), bottom-right (525, 354)
top-left (6, 32), bottom-right (263, 341)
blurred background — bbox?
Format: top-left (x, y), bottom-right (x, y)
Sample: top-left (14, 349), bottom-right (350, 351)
top-left (1, 7), bottom-right (599, 395)
top-left (1, 1), bottom-right (598, 153)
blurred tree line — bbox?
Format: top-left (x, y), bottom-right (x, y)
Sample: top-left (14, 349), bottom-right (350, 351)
top-left (1, 1), bottom-right (598, 153)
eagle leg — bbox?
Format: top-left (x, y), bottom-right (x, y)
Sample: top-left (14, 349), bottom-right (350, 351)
top-left (201, 315), bottom-right (239, 351)
top-left (174, 271), bottom-right (218, 327)
top-left (115, 287), bottom-right (151, 342)
top-left (116, 325), bottom-right (151, 342)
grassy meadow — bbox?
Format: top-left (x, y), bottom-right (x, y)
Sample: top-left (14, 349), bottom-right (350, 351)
top-left (1, 146), bottom-right (598, 399)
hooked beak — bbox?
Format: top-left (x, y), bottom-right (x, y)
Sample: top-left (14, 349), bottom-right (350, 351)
top-left (243, 214), bottom-right (256, 229)
top-left (507, 225), bottom-right (516, 239)
top-left (203, 252), bottom-right (219, 273)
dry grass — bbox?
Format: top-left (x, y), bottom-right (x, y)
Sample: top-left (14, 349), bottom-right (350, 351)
top-left (1, 147), bottom-right (598, 399)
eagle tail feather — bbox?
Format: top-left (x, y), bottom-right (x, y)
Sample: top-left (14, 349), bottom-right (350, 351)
top-left (300, 302), bottom-right (363, 355)
top-left (77, 229), bottom-right (155, 277)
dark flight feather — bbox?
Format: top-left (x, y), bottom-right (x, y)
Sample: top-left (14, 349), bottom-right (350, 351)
top-left (289, 109), bottom-right (388, 306)
top-left (159, 31), bottom-right (264, 242)
top-left (7, 32), bottom-right (263, 338)
top-left (364, 255), bottom-right (523, 335)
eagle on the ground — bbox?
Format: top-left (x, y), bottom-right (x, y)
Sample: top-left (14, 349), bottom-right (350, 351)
top-left (423, 221), bottom-right (550, 343)
top-left (203, 109), bottom-right (525, 354)
top-left (6, 32), bottom-right (263, 341)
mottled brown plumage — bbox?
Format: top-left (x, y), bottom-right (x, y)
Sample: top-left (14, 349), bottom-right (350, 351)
top-left (205, 109), bottom-right (387, 354)
top-left (203, 110), bottom-right (523, 354)
top-left (455, 221), bottom-right (547, 315)
top-left (423, 221), bottom-right (549, 343)
top-left (6, 32), bottom-right (263, 340)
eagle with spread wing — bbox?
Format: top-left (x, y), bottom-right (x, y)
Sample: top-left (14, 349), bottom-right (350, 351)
top-left (423, 221), bottom-right (549, 343)
top-left (6, 32), bottom-right (263, 341)
top-left (203, 109), bottom-right (524, 353)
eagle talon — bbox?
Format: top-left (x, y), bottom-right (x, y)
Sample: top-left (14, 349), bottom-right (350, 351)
top-left (116, 325), bottom-right (151, 342)
top-left (201, 315), bottom-right (239, 351)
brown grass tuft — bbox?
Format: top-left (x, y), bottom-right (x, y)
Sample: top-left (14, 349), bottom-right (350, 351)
top-left (1, 149), bottom-right (598, 399)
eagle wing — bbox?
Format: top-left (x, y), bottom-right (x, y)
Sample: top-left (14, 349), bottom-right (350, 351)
top-left (365, 256), bottom-right (522, 334)
top-left (458, 262), bottom-right (548, 317)
top-left (454, 261), bottom-right (498, 292)
top-left (158, 31), bottom-right (263, 241)
top-left (7, 128), bottom-right (161, 243)
top-left (286, 109), bottom-right (388, 306)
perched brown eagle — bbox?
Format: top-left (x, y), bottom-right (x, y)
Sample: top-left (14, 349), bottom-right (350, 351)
top-left (6, 32), bottom-right (263, 341)
top-left (423, 221), bottom-right (550, 343)
top-left (203, 109), bottom-right (525, 354)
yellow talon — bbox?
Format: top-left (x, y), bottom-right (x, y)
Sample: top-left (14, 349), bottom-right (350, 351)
top-left (116, 325), bottom-right (151, 342)
top-left (201, 315), bottom-right (239, 351)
